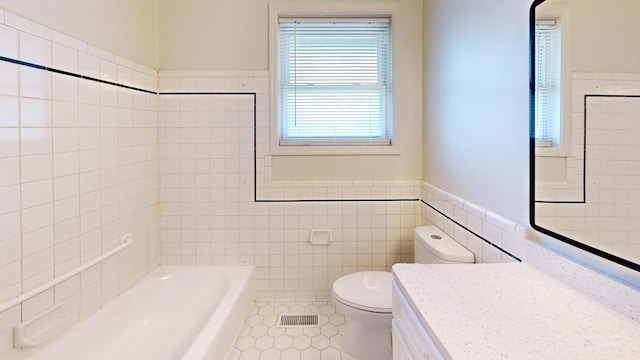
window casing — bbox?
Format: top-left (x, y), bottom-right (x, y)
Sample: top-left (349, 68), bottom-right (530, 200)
top-left (534, 19), bottom-right (561, 147)
top-left (276, 18), bottom-right (392, 147)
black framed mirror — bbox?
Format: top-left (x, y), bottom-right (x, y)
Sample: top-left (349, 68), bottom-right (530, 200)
top-left (530, 0), bottom-right (640, 272)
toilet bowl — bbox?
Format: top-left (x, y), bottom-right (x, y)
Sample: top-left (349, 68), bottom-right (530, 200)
top-left (332, 271), bottom-right (393, 360)
top-left (332, 225), bottom-right (475, 360)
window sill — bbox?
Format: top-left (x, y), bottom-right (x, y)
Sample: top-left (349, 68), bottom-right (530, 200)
top-left (534, 146), bottom-right (571, 158)
top-left (270, 143), bottom-right (401, 156)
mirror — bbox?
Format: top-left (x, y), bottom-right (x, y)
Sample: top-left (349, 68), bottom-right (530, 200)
top-left (530, 0), bottom-right (640, 272)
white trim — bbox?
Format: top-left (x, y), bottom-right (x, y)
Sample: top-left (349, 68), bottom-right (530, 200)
top-left (535, 19), bottom-right (556, 26)
top-left (279, 17), bottom-right (391, 23)
top-left (280, 139), bottom-right (392, 146)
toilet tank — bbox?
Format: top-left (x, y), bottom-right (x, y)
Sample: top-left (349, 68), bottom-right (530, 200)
top-left (414, 226), bottom-right (475, 264)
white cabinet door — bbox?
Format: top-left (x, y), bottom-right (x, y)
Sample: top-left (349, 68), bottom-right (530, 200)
top-left (392, 281), bottom-right (447, 360)
top-left (392, 319), bottom-right (414, 360)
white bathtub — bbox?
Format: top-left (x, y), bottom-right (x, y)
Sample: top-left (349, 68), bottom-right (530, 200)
top-left (23, 266), bottom-right (255, 360)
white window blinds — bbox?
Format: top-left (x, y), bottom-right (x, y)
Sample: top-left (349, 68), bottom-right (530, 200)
top-left (278, 18), bottom-right (392, 146)
top-left (534, 20), bottom-right (560, 147)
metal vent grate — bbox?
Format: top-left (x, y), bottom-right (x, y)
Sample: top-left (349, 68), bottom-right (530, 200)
top-left (276, 314), bottom-right (320, 328)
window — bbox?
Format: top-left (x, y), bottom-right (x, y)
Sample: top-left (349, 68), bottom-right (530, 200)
top-left (534, 19), bottom-right (561, 148)
top-left (277, 18), bottom-right (392, 146)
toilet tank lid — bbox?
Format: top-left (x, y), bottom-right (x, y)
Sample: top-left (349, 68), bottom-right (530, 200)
top-left (414, 226), bottom-right (474, 263)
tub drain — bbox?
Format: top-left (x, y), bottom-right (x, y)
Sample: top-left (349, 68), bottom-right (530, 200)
top-left (276, 314), bottom-right (320, 328)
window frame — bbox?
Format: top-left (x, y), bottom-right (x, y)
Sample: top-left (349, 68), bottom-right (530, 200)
top-left (269, 2), bottom-right (401, 156)
top-left (534, 3), bottom-right (572, 158)
top-left (534, 19), bottom-right (560, 147)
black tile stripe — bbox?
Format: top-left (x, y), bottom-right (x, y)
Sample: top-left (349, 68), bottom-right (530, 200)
top-left (0, 55), bottom-right (157, 95)
top-left (2, 55), bottom-right (421, 204)
top-left (159, 92), bottom-right (255, 96)
top-left (421, 199), bottom-right (522, 262)
top-left (254, 198), bottom-right (419, 202)
top-left (529, 90), bottom-right (640, 272)
top-left (160, 91), bottom-right (419, 203)
top-left (534, 94), bottom-right (640, 205)
top-left (5, 54), bottom-right (515, 262)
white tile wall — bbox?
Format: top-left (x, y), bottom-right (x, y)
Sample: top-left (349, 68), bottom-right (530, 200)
top-left (420, 181), bottom-right (527, 264)
top-left (158, 71), bottom-right (420, 300)
top-left (0, 9), bottom-right (158, 358)
top-left (535, 73), bottom-right (640, 264)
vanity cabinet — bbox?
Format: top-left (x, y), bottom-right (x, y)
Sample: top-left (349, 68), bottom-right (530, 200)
top-left (392, 263), bottom-right (640, 359)
top-left (392, 281), bottom-right (446, 360)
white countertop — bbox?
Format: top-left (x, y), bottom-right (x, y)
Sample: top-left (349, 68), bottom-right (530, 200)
top-left (392, 263), bottom-right (640, 360)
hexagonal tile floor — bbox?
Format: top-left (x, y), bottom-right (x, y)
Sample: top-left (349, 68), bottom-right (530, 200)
top-left (228, 301), bottom-right (355, 360)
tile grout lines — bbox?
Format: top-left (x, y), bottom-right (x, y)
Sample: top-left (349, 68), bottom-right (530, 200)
top-left (230, 301), bottom-right (355, 360)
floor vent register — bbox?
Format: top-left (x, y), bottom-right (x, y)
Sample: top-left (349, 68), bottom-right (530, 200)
top-left (276, 314), bottom-right (320, 328)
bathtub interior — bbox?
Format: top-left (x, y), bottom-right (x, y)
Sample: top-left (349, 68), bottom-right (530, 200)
top-left (17, 266), bottom-right (254, 360)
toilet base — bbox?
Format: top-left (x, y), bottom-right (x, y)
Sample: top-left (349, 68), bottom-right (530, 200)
top-left (335, 302), bottom-right (392, 360)
top-left (341, 317), bottom-right (392, 360)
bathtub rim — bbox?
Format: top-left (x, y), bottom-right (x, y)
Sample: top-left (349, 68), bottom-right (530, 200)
top-left (178, 265), bottom-right (255, 360)
top-left (15, 265), bottom-right (255, 360)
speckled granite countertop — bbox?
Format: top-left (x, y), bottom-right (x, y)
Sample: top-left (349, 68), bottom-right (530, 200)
top-left (392, 263), bottom-right (640, 360)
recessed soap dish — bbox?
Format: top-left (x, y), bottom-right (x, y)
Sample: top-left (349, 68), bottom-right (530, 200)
top-left (14, 302), bottom-right (74, 348)
top-left (309, 229), bottom-right (332, 245)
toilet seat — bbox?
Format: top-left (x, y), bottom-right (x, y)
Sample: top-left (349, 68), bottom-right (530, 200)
top-left (332, 271), bottom-right (393, 313)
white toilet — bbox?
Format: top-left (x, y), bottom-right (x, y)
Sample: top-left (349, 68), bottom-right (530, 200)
top-left (332, 225), bottom-right (475, 360)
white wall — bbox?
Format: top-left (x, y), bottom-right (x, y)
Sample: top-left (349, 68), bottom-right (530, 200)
top-left (158, 0), bottom-right (421, 71)
top-left (158, 0), bottom-right (423, 182)
top-left (568, 0), bottom-right (640, 73)
top-left (0, 0), bottom-right (422, 182)
top-left (422, 0), bottom-right (531, 223)
top-left (158, 0), bottom-right (267, 71)
top-left (0, 0), bottom-right (157, 68)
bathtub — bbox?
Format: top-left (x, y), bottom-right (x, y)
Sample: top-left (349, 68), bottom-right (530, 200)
top-left (22, 266), bottom-right (255, 360)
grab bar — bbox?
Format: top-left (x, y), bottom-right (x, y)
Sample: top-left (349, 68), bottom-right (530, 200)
top-left (0, 234), bottom-right (132, 314)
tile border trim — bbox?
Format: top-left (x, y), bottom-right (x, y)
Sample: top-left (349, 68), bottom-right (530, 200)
top-left (422, 199), bottom-right (522, 262)
top-left (0, 55), bottom-right (157, 95)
